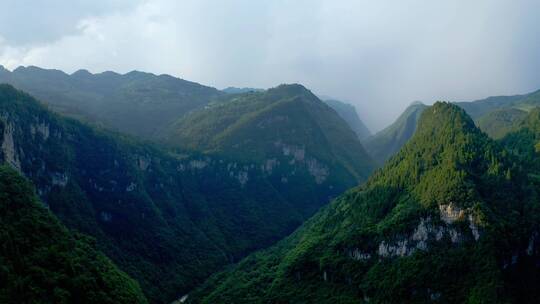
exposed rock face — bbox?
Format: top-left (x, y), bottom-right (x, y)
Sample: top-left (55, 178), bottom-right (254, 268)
top-left (1, 122), bottom-right (21, 171)
top-left (138, 156), bottom-right (150, 171)
top-left (350, 213), bottom-right (483, 260)
top-left (100, 211), bottom-right (113, 222)
top-left (306, 159), bottom-right (329, 184)
top-left (126, 182), bottom-right (137, 192)
top-left (30, 122), bottom-right (50, 140)
top-left (189, 159), bottom-right (208, 169)
top-left (438, 203), bottom-right (465, 224)
top-left (273, 140), bottom-right (329, 184)
top-left (439, 203), bottom-right (481, 241)
top-left (262, 158), bottom-right (279, 173)
top-left (349, 248), bottom-right (371, 260)
top-left (235, 171), bottom-right (249, 186)
top-left (468, 214), bottom-right (480, 241)
top-left (51, 172), bottom-right (69, 187)
top-left (280, 144), bottom-right (305, 162)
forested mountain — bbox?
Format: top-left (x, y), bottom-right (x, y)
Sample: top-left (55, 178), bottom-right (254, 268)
top-left (222, 87), bottom-right (264, 94)
top-left (363, 101), bottom-right (427, 165)
top-left (501, 108), bottom-right (540, 182)
top-left (0, 65), bottom-right (223, 139)
top-left (0, 165), bottom-right (147, 303)
top-left (322, 99), bottom-right (371, 140)
top-left (456, 89), bottom-right (540, 119)
top-left (191, 103), bottom-right (540, 303)
top-left (0, 84), bottom-right (345, 303)
top-left (166, 84), bottom-right (375, 215)
top-left (455, 89), bottom-right (540, 139)
top-left (476, 108), bottom-right (528, 139)
top-left (361, 89), bottom-right (540, 166)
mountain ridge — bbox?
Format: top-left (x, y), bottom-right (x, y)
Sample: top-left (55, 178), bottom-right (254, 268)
top-left (0, 65), bottom-right (224, 139)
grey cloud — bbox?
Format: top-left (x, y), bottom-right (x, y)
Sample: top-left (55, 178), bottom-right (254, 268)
top-left (0, 0), bottom-right (141, 46)
top-left (1, 0), bottom-right (540, 131)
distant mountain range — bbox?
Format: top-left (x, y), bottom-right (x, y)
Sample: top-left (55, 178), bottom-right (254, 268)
top-left (0, 65), bottom-right (223, 139)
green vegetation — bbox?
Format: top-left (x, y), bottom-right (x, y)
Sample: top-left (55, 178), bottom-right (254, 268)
top-left (191, 102), bottom-right (540, 303)
top-left (323, 98), bottom-right (371, 141)
top-left (476, 108), bottom-right (528, 139)
top-left (363, 101), bottom-right (427, 165)
top-left (167, 84), bottom-right (375, 215)
top-left (0, 84), bottom-right (334, 303)
top-left (501, 107), bottom-right (540, 185)
top-left (0, 165), bottom-right (148, 303)
top-left (222, 87), bottom-right (264, 94)
top-left (0, 65), bottom-right (223, 138)
top-left (456, 89), bottom-right (540, 119)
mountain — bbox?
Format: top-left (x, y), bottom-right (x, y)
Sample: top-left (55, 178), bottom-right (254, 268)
top-left (454, 89), bottom-right (540, 139)
top-left (191, 102), bottom-right (540, 303)
top-left (0, 65), bottom-right (223, 139)
top-left (0, 165), bottom-right (147, 303)
top-left (222, 87), bottom-right (265, 94)
top-left (455, 89), bottom-right (540, 119)
top-left (501, 107), bottom-right (540, 179)
top-left (360, 89), bottom-right (540, 166)
top-left (476, 108), bottom-right (528, 139)
top-left (0, 84), bottom-right (332, 303)
top-left (363, 101), bottom-right (427, 165)
top-left (166, 84), bottom-right (375, 215)
top-left (322, 99), bottom-right (371, 140)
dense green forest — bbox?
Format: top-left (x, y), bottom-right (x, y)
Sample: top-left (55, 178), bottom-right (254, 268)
top-left (0, 83), bottom-right (373, 303)
top-left (0, 165), bottom-right (148, 303)
top-left (476, 108), bottom-right (528, 139)
top-left (167, 84), bottom-right (374, 215)
top-left (191, 102), bottom-right (540, 303)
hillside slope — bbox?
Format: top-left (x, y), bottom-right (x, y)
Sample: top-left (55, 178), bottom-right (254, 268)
top-left (0, 84), bottom-right (323, 303)
top-left (0, 165), bottom-right (147, 303)
top-left (456, 89), bottom-right (540, 119)
top-left (0, 65), bottom-right (223, 138)
top-left (476, 108), bottom-right (528, 139)
top-left (167, 84), bottom-right (375, 215)
top-left (363, 102), bottom-right (427, 165)
top-left (192, 102), bottom-right (540, 304)
top-left (323, 99), bottom-right (371, 141)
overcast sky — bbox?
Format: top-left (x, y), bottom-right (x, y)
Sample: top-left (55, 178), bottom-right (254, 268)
top-left (1, 0), bottom-right (540, 131)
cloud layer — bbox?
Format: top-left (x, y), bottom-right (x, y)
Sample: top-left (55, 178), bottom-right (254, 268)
top-left (1, 0), bottom-right (540, 130)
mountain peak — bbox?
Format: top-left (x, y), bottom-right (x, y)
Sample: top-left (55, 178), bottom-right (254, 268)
top-left (414, 102), bottom-right (477, 140)
top-left (268, 83), bottom-right (313, 97)
top-left (71, 69), bottom-right (93, 78)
